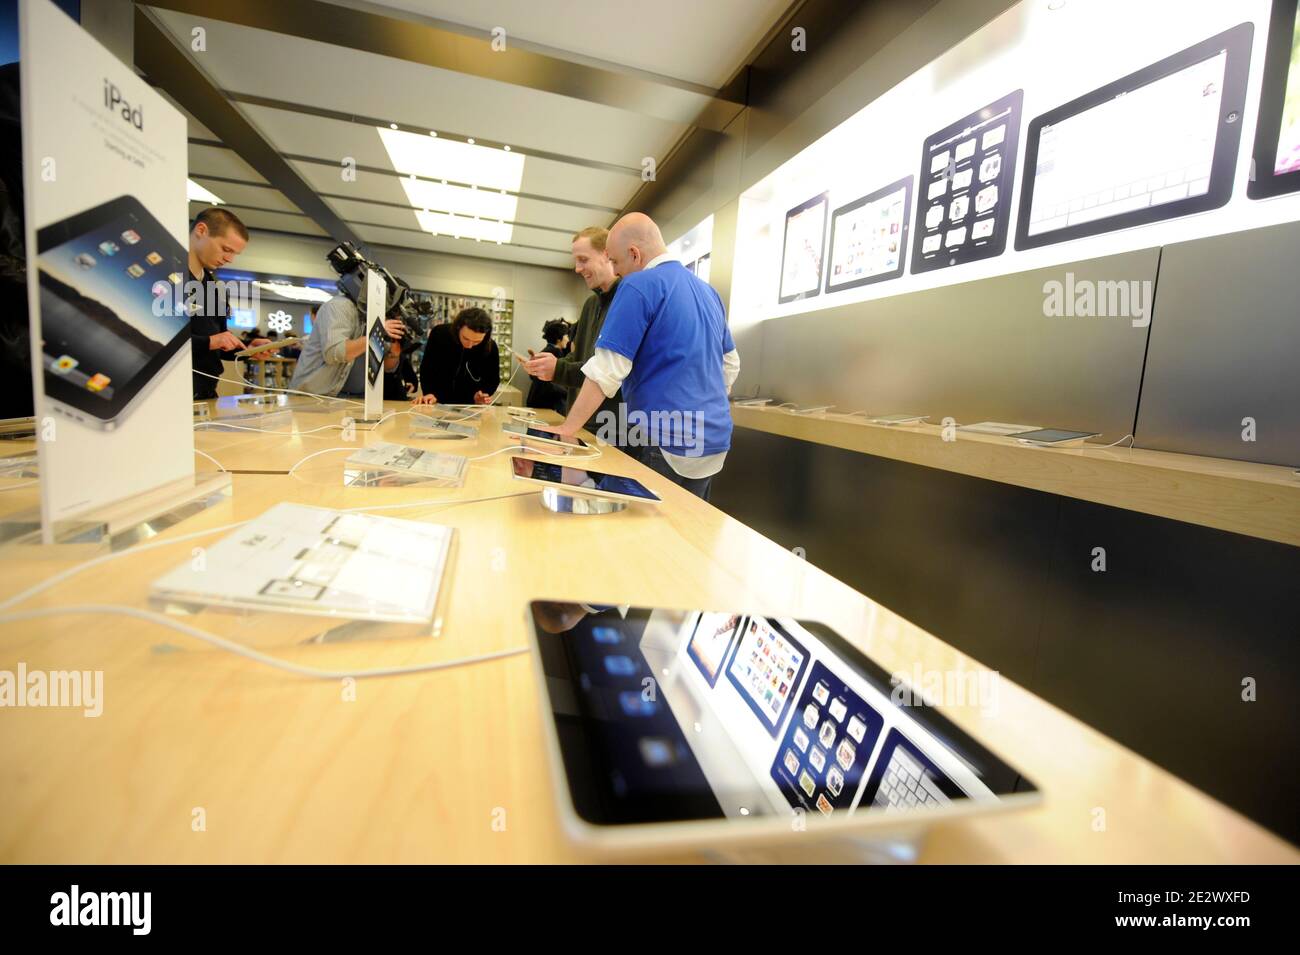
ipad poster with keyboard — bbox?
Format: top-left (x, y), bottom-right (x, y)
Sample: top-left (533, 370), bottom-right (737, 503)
top-left (862, 728), bottom-right (968, 813)
top-left (770, 660), bottom-right (884, 817)
top-left (20, 0), bottom-right (193, 537)
top-left (912, 89), bottom-right (1024, 274)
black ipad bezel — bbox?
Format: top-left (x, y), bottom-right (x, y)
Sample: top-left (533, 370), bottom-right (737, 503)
top-left (911, 89), bottom-right (1024, 274)
top-left (823, 175), bottom-right (913, 294)
top-left (776, 191), bottom-right (830, 304)
top-left (528, 604), bottom-right (1037, 828)
top-left (509, 456), bottom-right (662, 504)
top-left (35, 195), bottom-right (190, 424)
top-left (1248, 0), bottom-right (1300, 199)
top-left (1015, 22), bottom-right (1254, 251)
top-left (501, 418), bottom-right (591, 450)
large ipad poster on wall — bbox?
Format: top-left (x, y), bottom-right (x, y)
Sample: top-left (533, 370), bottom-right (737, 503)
top-left (777, 192), bottom-right (829, 304)
top-left (20, 0), bottom-right (193, 538)
top-left (1249, 0), bottom-right (1300, 199)
top-left (1017, 23), bottom-right (1252, 249)
top-left (911, 90), bottom-right (1023, 274)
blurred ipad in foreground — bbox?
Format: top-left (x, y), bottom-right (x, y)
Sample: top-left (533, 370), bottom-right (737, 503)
top-left (526, 604), bottom-right (1038, 851)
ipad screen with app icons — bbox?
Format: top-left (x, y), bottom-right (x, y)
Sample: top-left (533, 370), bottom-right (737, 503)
top-left (527, 604), bottom-right (1036, 828)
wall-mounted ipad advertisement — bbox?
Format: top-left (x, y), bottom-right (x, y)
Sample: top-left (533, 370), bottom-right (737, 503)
top-left (20, 0), bottom-right (193, 538)
top-left (730, 0), bottom-right (1298, 328)
top-left (1249, 0), bottom-right (1300, 198)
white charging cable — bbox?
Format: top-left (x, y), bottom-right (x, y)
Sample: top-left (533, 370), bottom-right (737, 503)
top-left (0, 603), bottom-right (529, 679)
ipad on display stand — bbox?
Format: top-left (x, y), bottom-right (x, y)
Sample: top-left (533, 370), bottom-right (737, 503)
top-left (1009, 428), bottom-right (1100, 448)
top-left (524, 603), bottom-right (1039, 857)
top-left (1248, 0), bottom-right (1300, 200)
top-left (511, 456), bottom-right (662, 514)
top-left (1015, 22), bottom-right (1253, 250)
top-left (501, 418), bottom-right (593, 453)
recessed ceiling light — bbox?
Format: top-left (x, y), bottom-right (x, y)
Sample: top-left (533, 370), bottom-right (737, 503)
top-left (389, 123), bottom-right (398, 130)
top-left (429, 130), bottom-right (437, 137)
top-left (186, 179), bottom-right (224, 204)
top-left (467, 138), bottom-right (475, 145)
top-left (379, 127), bottom-right (523, 244)
top-left (503, 145), bottom-right (510, 152)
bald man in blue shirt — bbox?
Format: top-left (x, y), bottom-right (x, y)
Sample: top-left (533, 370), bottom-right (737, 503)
top-left (539, 213), bottom-right (740, 500)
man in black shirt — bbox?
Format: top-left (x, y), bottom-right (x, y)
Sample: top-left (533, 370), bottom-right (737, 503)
top-left (187, 208), bottom-right (270, 399)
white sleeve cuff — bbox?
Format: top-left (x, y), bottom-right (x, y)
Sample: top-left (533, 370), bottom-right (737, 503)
top-left (722, 348), bottom-right (741, 394)
top-left (582, 348), bottom-right (633, 399)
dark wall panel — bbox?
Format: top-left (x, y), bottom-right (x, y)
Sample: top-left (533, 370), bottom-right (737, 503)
top-left (713, 427), bottom-right (1057, 687)
top-left (1036, 499), bottom-right (1300, 842)
top-left (1135, 218), bottom-right (1300, 468)
top-left (711, 426), bottom-right (1300, 843)
top-left (755, 248), bottom-right (1160, 444)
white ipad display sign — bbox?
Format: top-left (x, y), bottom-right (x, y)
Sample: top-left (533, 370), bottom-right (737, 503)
top-left (20, 0), bottom-right (193, 538)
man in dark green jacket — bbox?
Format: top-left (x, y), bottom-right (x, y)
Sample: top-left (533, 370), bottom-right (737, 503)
top-left (524, 226), bottom-right (621, 425)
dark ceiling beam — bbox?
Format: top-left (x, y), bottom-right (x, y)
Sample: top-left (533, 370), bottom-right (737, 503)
top-left (134, 6), bottom-right (364, 247)
top-left (135, 0), bottom-right (744, 131)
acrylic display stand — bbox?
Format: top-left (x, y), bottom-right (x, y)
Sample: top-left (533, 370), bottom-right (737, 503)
top-left (539, 487), bottom-right (627, 515)
top-left (0, 470), bottom-right (232, 551)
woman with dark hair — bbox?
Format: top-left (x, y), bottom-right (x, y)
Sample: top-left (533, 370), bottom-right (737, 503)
top-left (415, 306), bottom-right (500, 405)
top-left (525, 318), bottom-right (572, 413)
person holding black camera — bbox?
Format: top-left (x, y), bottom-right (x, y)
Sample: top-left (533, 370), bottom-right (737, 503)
top-left (288, 290), bottom-right (406, 397)
top-left (414, 307), bottom-right (499, 405)
top-left (383, 335), bottom-right (421, 401)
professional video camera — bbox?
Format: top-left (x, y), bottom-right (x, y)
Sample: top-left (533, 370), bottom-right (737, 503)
top-left (326, 241), bottom-right (418, 339)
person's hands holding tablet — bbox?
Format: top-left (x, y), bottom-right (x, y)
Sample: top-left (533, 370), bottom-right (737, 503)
top-left (210, 331), bottom-right (244, 352)
top-left (473, 390), bottom-right (492, 405)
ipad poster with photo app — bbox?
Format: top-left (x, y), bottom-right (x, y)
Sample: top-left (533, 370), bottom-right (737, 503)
top-left (20, 0), bottom-right (193, 535)
top-left (824, 175), bottom-right (913, 294)
top-left (770, 660), bottom-right (883, 817)
top-left (686, 613), bottom-right (744, 687)
top-left (723, 617), bottom-right (810, 737)
top-left (911, 89), bottom-right (1023, 274)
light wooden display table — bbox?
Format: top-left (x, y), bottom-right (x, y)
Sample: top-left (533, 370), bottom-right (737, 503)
top-left (0, 404), bottom-right (1294, 863)
top-left (731, 405), bottom-right (1300, 547)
